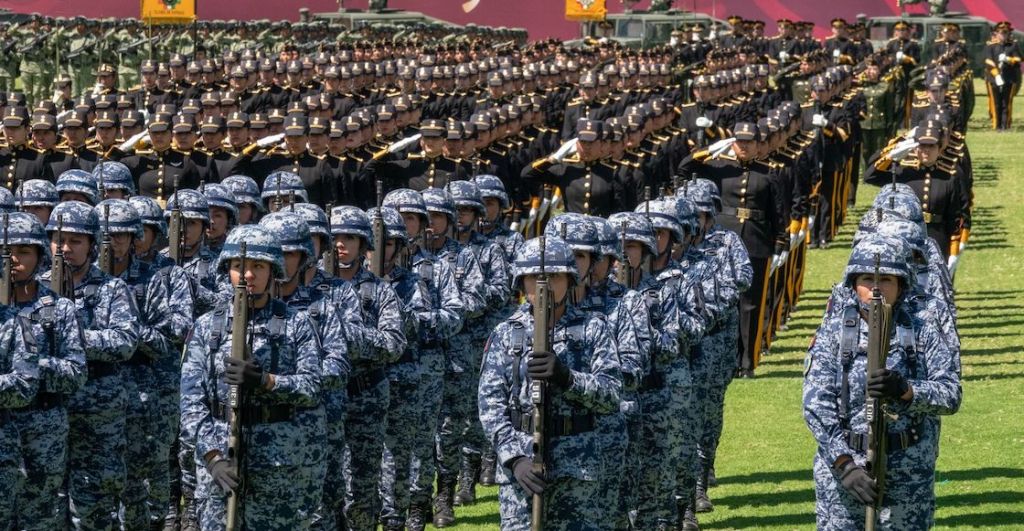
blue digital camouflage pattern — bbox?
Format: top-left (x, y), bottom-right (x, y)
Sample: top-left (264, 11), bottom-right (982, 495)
top-left (0, 305), bottom-right (39, 527)
top-left (92, 161), bottom-right (136, 195)
top-left (221, 175), bottom-right (264, 213)
top-left (262, 171), bottom-right (309, 205)
top-left (56, 169), bottom-right (99, 205)
top-left (16, 179), bottom-right (59, 208)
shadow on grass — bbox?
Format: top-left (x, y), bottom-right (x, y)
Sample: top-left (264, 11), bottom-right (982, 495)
top-left (713, 487), bottom-right (815, 508)
top-left (716, 469), bottom-right (810, 485)
top-left (706, 511), bottom-right (817, 528)
top-left (936, 467), bottom-right (1024, 482)
top-left (962, 345), bottom-right (1024, 357)
top-left (961, 371), bottom-right (1024, 382)
top-left (934, 511), bottom-right (1024, 527)
top-left (937, 490), bottom-right (1024, 507)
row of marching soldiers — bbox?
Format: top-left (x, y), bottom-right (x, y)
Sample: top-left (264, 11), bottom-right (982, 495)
top-left (0, 164), bottom-right (739, 531)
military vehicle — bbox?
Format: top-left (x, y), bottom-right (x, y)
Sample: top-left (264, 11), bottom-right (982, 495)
top-left (311, 7), bottom-right (459, 32)
top-left (863, 11), bottom-right (1024, 74)
top-left (569, 0), bottom-right (729, 49)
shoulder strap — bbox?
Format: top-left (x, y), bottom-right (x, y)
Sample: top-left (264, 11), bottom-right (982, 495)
top-left (838, 306), bottom-right (860, 430)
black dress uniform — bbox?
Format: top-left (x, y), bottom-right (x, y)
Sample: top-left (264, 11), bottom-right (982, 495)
top-left (983, 27), bottom-right (1022, 130)
top-left (251, 116), bottom-right (335, 207)
top-left (677, 122), bottom-right (788, 377)
top-left (362, 120), bottom-right (467, 194)
top-left (122, 146), bottom-right (203, 205)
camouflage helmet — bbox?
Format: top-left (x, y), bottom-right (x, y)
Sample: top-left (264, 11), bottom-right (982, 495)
top-left (512, 235), bottom-right (578, 286)
top-left (368, 206), bottom-right (408, 243)
top-left (261, 171), bottom-right (309, 204)
top-left (446, 180), bottom-right (484, 214)
top-left (636, 198), bottom-right (683, 244)
top-left (0, 187), bottom-right (14, 213)
top-left (383, 188), bottom-right (428, 218)
top-left (129, 196), bottom-right (168, 237)
top-left (680, 178), bottom-right (718, 215)
top-left (873, 183), bottom-right (916, 206)
top-left (55, 169), bottom-right (99, 205)
top-left (843, 234), bottom-right (913, 288)
top-left (1, 211), bottom-right (51, 268)
top-left (164, 189), bottom-right (210, 223)
top-left (259, 211), bottom-right (316, 270)
top-left (15, 180), bottom-right (59, 208)
top-left (92, 161), bottom-right (135, 195)
top-left (292, 203), bottom-right (329, 242)
top-left (422, 187), bottom-right (456, 222)
top-left (608, 212), bottom-right (657, 256)
top-left (217, 225), bottom-right (286, 279)
top-left (330, 205), bottom-right (374, 250)
top-left (46, 200), bottom-right (100, 241)
top-left (202, 182), bottom-right (239, 225)
top-left (95, 199), bottom-right (144, 240)
top-left (473, 174), bottom-right (509, 209)
top-left (876, 219), bottom-right (928, 260)
top-left (588, 215), bottom-right (619, 257)
top-left (671, 195), bottom-right (699, 236)
top-left (221, 175), bottom-right (264, 212)
top-left (547, 213), bottom-right (598, 254)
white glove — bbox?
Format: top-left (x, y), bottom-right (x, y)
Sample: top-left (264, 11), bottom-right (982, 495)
top-left (995, 74), bottom-right (1005, 87)
top-left (789, 232), bottom-right (802, 250)
top-left (551, 138), bottom-right (578, 162)
top-left (905, 126), bottom-right (918, 139)
top-left (889, 139), bottom-right (919, 162)
top-left (778, 51), bottom-right (789, 62)
top-left (55, 110), bottom-right (72, 123)
top-left (256, 132), bottom-right (285, 148)
top-left (797, 226), bottom-right (807, 243)
top-left (695, 116), bottom-right (713, 128)
top-left (946, 255), bottom-right (960, 276)
top-left (896, 51), bottom-right (904, 63)
top-left (118, 131), bottom-right (149, 152)
top-left (998, 53), bottom-right (1007, 63)
top-left (52, 90), bottom-right (63, 104)
top-left (833, 49), bottom-right (841, 58)
top-left (93, 83), bottom-right (104, 95)
top-left (670, 37), bottom-right (679, 46)
top-left (707, 137), bottom-right (736, 158)
top-left (769, 252), bottom-right (785, 275)
top-left (389, 133), bottom-right (422, 154)
top-left (958, 240), bottom-right (967, 253)
top-left (692, 34), bottom-right (701, 42)
top-left (812, 114), bottom-right (828, 128)
top-left (778, 249), bottom-right (789, 266)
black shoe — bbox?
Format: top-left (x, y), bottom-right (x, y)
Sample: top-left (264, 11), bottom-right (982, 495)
top-left (681, 505), bottom-right (701, 531)
top-left (479, 453), bottom-right (497, 486)
top-left (818, 240), bottom-right (829, 249)
top-left (455, 455), bottom-right (480, 506)
top-left (695, 488), bottom-right (713, 513)
top-left (432, 477), bottom-right (456, 528)
top-left (738, 369), bottom-right (755, 379)
top-left (382, 517), bottom-right (405, 531)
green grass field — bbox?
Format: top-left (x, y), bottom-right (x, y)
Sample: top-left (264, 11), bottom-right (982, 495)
top-left (439, 80), bottom-right (1024, 529)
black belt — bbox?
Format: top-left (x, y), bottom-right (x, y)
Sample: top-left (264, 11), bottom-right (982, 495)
top-left (348, 368), bottom-right (387, 396)
top-left (721, 206), bottom-right (765, 222)
top-left (510, 411), bottom-right (596, 437)
top-left (213, 402), bottom-right (296, 424)
top-left (639, 371), bottom-right (664, 391)
top-left (14, 392), bottom-right (65, 412)
top-left (126, 351), bottom-right (155, 365)
top-left (88, 361), bottom-right (118, 379)
top-left (847, 427), bottom-right (921, 453)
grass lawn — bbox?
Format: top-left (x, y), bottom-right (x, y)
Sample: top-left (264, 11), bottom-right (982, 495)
top-left (442, 80), bottom-right (1024, 529)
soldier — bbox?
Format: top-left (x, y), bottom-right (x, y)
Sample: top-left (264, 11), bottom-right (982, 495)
top-left (121, 115), bottom-right (204, 204)
top-left (41, 200), bottom-right (140, 529)
top-left (222, 174), bottom-right (263, 225)
top-left (478, 235), bottom-right (622, 530)
top-left (1, 107), bottom-right (52, 190)
top-left (5, 211), bottom-right (87, 529)
top-left (0, 281), bottom-right (39, 525)
top-left (92, 160), bottom-right (136, 200)
top-left (260, 170), bottom-right (308, 213)
top-left (365, 119), bottom-right (467, 193)
top-left (161, 189), bottom-right (222, 316)
top-left (202, 182), bottom-right (238, 254)
top-left (858, 58), bottom-right (898, 164)
top-left (179, 224), bottom-right (325, 530)
top-left (328, 205), bottom-right (407, 530)
top-left (803, 235), bottom-right (961, 530)
top-left (55, 169), bottom-right (100, 206)
top-left (983, 22), bottom-right (1021, 130)
top-left (16, 16), bottom-right (49, 105)
top-left (252, 115), bottom-right (335, 205)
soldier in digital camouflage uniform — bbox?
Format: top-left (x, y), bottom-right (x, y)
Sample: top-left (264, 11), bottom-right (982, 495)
top-left (161, 189), bottom-right (224, 316)
top-left (180, 225), bottom-right (325, 530)
top-left (443, 180), bottom-right (510, 510)
top-left (804, 234), bottom-right (961, 530)
top-left (93, 160), bottom-right (137, 201)
top-left (417, 187), bottom-right (487, 527)
top-left (93, 199), bottom-right (192, 530)
top-left (328, 205), bottom-right (407, 531)
top-left (41, 200), bottom-right (141, 530)
top-left (222, 175), bottom-right (264, 226)
top-left (681, 178), bottom-right (752, 511)
top-left (202, 183), bottom-right (239, 255)
top-left (607, 209), bottom-right (706, 530)
top-left (377, 191), bottom-right (464, 531)
top-left (0, 298), bottom-right (39, 526)
top-left (479, 235), bottom-right (622, 530)
top-left (15, 179), bottom-right (59, 226)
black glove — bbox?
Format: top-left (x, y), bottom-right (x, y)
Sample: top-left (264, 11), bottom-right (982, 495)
top-left (224, 356), bottom-right (266, 389)
top-left (527, 350), bottom-right (572, 388)
top-left (867, 368), bottom-right (910, 400)
top-left (207, 455), bottom-right (239, 493)
top-left (839, 462), bottom-right (877, 505)
top-left (511, 456), bottom-right (546, 496)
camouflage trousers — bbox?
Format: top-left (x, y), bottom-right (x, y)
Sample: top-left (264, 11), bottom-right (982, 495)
top-left (616, 392), bottom-right (642, 528)
top-left (121, 363), bottom-right (178, 529)
top-left (10, 405), bottom-right (69, 530)
top-left (343, 373), bottom-right (390, 531)
top-left (634, 358), bottom-right (694, 528)
top-left (313, 389), bottom-right (346, 530)
top-left (0, 459), bottom-right (18, 526)
top-left (197, 462), bottom-right (322, 531)
top-left (497, 475), bottom-right (613, 530)
top-left (676, 347), bottom-right (710, 505)
top-left (67, 374), bottom-right (128, 531)
top-left (20, 70), bottom-right (46, 107)
top-left (436, 331), bottom-right (488, 479)
top-left (380, 357), bottom-right (445, 524)
top-left (148, 367), bottom-right (181, 525)
top-left (699, 311), bottom-right (740, 472)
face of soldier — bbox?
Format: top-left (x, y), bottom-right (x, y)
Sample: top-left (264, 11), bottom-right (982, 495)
top-left (572, 250), bottom-right (592, 280)
top-left (732, 139), bottom-right (756, 162)
top-left (98, 73), bottom-right (115, 90)
top-left (334, 233), bottom-right (363, 264)
top-left (915, 143), bottom-right (941, 166)
top-left (456, 207), bottom-right (477, 233)
top-left (50, 232), bottom-right (91, 268)
top-left (855, 273), bottom-right (901, 305)
top-left (3, 126), bottom-right (29, 146)
top-left (229, 257), bottom-right (272, 295)
top-left (227, 128), bottom-right (248, 148)
top-left (481, 198), bottom-right (501, 225)
top-left (202, 132), bottom-right (225, 150)
top-left (184, 219), bottom-right (205, 249)
top-left (32, 129), bottom-right (58, 150)
top-left (523, 273), bottom-right (570, 307)
top-left (10, 244), bottom-right (41, 281)
top-left (308, 133), bottom-right (328, 154)
top-left (136, 226), bottom-right (157, 256)
top-left (285, 135), bottom-right (307, 154)
top-left (283, 250), bottom-right (303, 279)
top-left (64, 126), bottom-right (88, 147)
top-left (23, 206), bottom-right (51, 226)
top-left (207, 207), bottom-right (230, 241)
top-left (367, 238), bottom-right (399, 267)
top-left (173, 132), bottom-right (197, 151)
top-left (624, 241), bottom-right (645, 269)
top-left (429, 212), bottom-right (450, 239)
top-left (110, 233), bottom-right (132, 260)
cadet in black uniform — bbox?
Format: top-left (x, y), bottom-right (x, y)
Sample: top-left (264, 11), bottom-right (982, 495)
top-left (983, 22), bottom-right (1022, 130)
top-left (1, 106), bottom-right (52, 190)
top-left (251, 115), bottom-right (334, 206)
top-left (121, 114), bottom-right (203, 206)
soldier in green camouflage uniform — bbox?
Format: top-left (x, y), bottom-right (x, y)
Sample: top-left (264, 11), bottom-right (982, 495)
top-left (17, 16), bottom-right (49, 105)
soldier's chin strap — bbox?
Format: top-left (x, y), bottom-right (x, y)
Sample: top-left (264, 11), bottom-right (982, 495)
top-left (479, 214), bottom-right (498, 231)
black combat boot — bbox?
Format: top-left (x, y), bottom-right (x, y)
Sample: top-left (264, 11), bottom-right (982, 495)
top-left (479, 452), bottom-right (497, 486)
top-left (432, 475), bottom-right (457, 527)
top-left (676, 497), bottom-right (700, 531)
top-left (179, 490), bottom-right (199, 531)
top-left (707, 465), bottom-right (717, 488)
top-left (454, 454), bottom-right (480, 506)
top-left (695, 466), bottom-right (713, 513)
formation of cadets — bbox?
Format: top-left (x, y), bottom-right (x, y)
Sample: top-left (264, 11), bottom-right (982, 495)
top-left (0, 9), bottom-right (996, 531)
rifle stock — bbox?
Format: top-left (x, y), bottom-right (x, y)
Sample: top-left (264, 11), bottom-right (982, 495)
top-left (52, 215), bottom-right (71, 299)
top-left (225, 242), bottom-right (251, 530)
top-left (99, 204), bottom-right (113, 275)
top-left (370, 180), bottom-right (386, 277)
top-left (1, 214), bottom-right (11, 305)
top-left (530, 236), bottom-right (552, 530)
top-left (865, 253), bottom-right (893, 531)
top-left (168, 183), bottom-right (184, 266)
top-left (323, 202), bottom-right (336, 277)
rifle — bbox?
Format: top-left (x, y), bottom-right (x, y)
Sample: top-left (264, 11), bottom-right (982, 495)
top-left (99, 204), bottom-right (113, 275)
top-left (323, 202), bottom-right (336, 277)
top-left (370, 179), bottom-right (386, 277)
top-left (615, 220), bottom-right (630, 287)
top-left (530, 236), bottom-right (552, 531)
top-left (52, 215), bottom-right (71, 299)
top-left (168, 181), bottom-right (184, 266)
top-left (1, 214), bottom-right (11, 305)
top-left (225, 242), bottom-right (252, 530)
top-left (864, 253), bottom-right (893, 531)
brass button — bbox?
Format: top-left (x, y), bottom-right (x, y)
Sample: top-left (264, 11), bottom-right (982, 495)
top-left (583, 201), bottom-right (590, 209)
top-left (740, 188), bottom-right (747, 194)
